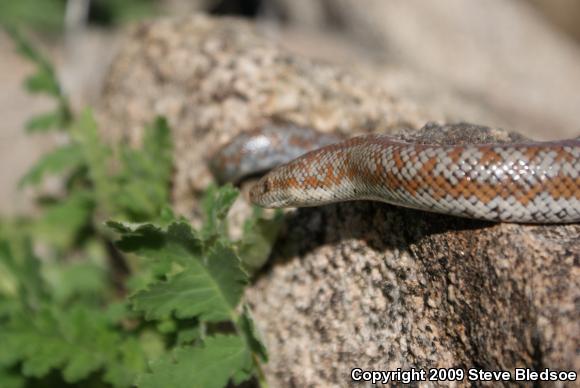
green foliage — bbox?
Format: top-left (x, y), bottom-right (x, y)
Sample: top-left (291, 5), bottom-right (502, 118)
top-left (107, 188), bottom-right (268, 387)
top-left (0, 29), bottom-right (280, 388)
top-left (238, 207), bottom-right (284, 273)
top-left (68, 111), bottom-right (174, 221)
top-left (130, 243), bottom-right (246, 322)
top-left (0, 1), bottom-right (64, 32)
top-left (139, 334), bottom-right (253, 388)
top-left (43, 260), bottom-right (108, 304)
top-left (239, 305), bottom-right (268, 363)
top-left (32, 190), bottom-right (94, 249)
top-left (5, 26), bottom-right (71, 132)
top-left (91, 0), bottom-right (158, 26)
top-left (1, 305), bottom-right (137, 384)
top-left (113, 117), bottom-right (173, 221)
top-left (0, 236), bottom-right (147, 387)
top-left (200, 184), bottom-right (240, 240)
top-left (19, 144), bottom-right (83, 188)
top-left (0, 0), bottom-right (157, 32)
top-left (0, 237), bottom-right (47, 310)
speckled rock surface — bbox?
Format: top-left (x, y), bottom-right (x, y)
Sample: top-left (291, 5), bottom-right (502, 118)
top-left (97, 15), bottom-right (579, 388)
top-left (96, 14), bottom-right (429, 218)
top-left (246, 124), bottom-right (579, 387)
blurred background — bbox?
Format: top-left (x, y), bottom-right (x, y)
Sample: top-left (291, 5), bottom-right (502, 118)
top-left (2, 0), bottom-right (580, 216)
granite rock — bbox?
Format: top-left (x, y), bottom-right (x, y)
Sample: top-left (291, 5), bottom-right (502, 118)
top-left (97, 15), bottom-right (579, 387)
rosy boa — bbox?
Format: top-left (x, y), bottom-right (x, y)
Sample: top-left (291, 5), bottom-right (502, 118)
top-left (210, 124), bottom-right (580, 223)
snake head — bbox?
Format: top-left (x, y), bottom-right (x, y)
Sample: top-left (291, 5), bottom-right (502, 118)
top-left (249, 175), bottom-right (287, 208)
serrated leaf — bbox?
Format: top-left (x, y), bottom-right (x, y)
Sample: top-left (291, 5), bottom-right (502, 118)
top-left (108, 221), bottom-right (201, 266)
top-left (19, 144), bottom-right (83, 187)
top-left (239, 305), bottom-right (268, 362)
top-left (109, 221), bottom-right (201, 295)
top-left (0, 305), bottom-right (119, 383)
top-left (138, 334), bottom-right (253, 388)
top-left (132, 242), bottom-right (247, 322)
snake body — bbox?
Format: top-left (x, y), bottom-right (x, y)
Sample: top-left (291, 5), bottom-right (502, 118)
top-left (213, 126), bottom-right (580, 223)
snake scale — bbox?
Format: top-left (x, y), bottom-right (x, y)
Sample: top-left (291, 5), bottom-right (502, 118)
top-left (210, 124), bottom-right (580, 223)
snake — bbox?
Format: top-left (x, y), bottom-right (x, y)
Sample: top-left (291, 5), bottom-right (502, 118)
top-left (210, 124), bottom-right (580, 223)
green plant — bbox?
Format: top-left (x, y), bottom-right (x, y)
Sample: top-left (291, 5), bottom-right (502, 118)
top-left (6, 25), bottom-right (72, 133)
top-left (0, 28), bottom-right (279, 388)
top-left (0, 0), bottom-right (158, 33)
